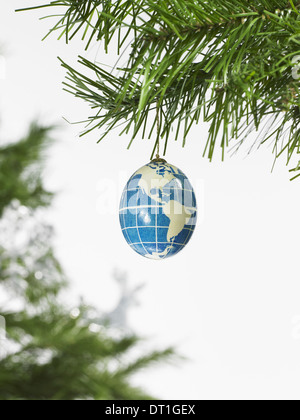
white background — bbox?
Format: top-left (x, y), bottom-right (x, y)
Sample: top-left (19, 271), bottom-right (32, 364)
top-left (1, 1), bottom-right (300, 400)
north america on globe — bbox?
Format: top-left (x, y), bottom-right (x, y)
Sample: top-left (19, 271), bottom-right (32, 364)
top-left (120, 160), bottom-right (197, 260)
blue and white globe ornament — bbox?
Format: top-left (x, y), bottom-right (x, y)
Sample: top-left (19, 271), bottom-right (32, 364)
top-left (119, 158), bottom-right (197, 260)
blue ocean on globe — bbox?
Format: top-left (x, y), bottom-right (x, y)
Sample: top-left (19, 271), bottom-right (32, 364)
top-left (119, 159), bottom-right (197, 260)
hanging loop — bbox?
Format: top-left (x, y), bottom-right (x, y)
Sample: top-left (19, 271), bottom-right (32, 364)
top-left (151, 101), bottom-right (166, 163)
top-left (156, 101), bottom-right (160, 159)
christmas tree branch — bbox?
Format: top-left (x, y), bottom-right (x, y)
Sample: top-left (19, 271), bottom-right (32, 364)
top-left (21, 0), bottom-right (300, 176)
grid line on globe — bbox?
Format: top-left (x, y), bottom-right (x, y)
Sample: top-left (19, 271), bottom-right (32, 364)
top-left (119, 160), bottom-right (197, 260)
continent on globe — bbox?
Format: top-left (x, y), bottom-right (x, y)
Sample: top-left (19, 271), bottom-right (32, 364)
top-left (119, 159), bottom-right (197, 260)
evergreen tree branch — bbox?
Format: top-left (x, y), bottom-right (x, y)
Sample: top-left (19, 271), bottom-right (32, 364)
top-left (20, 1), bottom-right (300, 176)
top-left (0, 124), bottom-right (176, 400)
top-left (0, 124), bottom-right (53, 216)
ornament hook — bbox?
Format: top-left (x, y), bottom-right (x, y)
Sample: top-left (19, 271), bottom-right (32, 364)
top-left (151, 102), bottom-right (166, 163)
top-left (156, 101), bottom-right (160, 159)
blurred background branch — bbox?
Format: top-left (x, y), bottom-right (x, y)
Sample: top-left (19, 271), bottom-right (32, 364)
top-left (0, 124), bottom-right (176, 400)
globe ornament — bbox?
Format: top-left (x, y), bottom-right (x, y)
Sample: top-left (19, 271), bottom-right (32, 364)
top-left (119, 158), bottom-right (197, 260)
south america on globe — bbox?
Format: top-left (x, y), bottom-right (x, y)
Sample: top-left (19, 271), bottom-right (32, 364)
top-left (119, 158), bottom-right (197, 260)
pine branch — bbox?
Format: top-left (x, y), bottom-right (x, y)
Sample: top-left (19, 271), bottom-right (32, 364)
top-left (0, 124), bottom-right (53, 216)
top-left (114, 348), bottom-right (178, 378)
top-left (0, 122), bottom-right (178, 400)
top-left (21, 1), bottom-right (300, 177)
